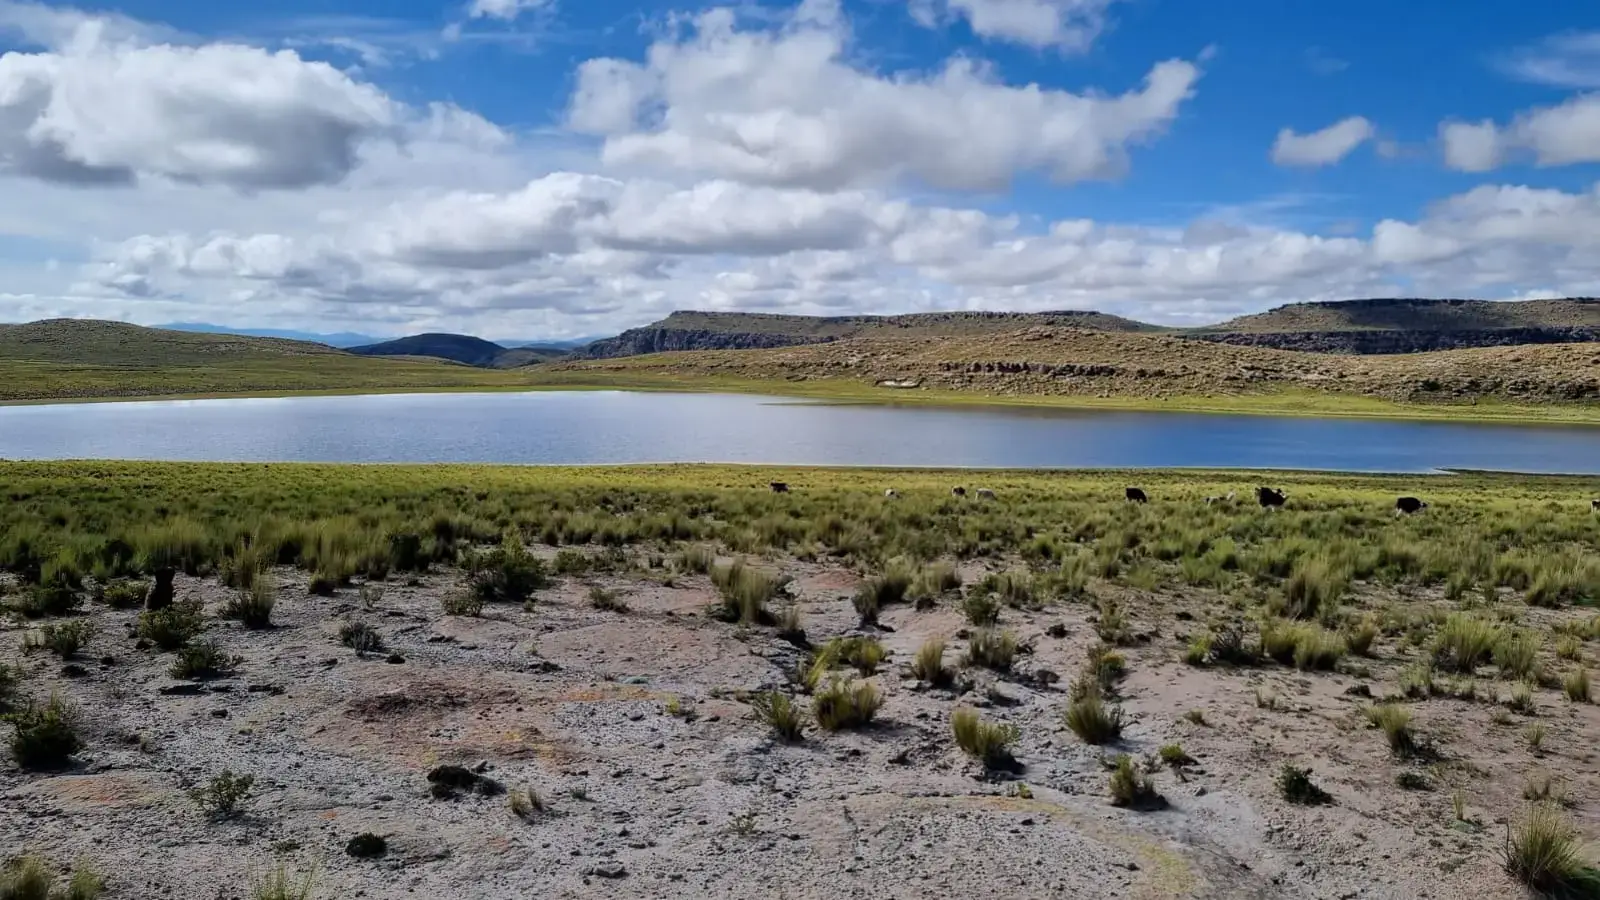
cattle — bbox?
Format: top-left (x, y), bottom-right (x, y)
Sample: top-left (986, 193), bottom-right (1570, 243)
top-left (884, 489), bottom-right (901, 500)
top-left (1592, 499), bottom-right (1599, 511)
top-left (952, 486), bottom-right (968, 497)
top-left (1395, 496), bottom-right (1427, 514)
top-left (769, 482), bottom-right (790, 494)
top-left (1125, 487), bottom-right (1148, 504)
top-left (1205, 495), bottom-right (1223, 506)
top-left (976, 488), bottom-right (997, 501)
top-left (1256, 487), bottom-right (1287, 509)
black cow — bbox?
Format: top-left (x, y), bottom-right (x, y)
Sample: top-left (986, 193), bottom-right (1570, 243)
top-left (1125, 487), bottom-right (1148, 503)
top-left (1395, 496), bottom-right (1427, 514)
top-left (769, 482), bottom-right (790, 494)
top-left (952, 486), bottom-right (968, 497)
top-left (1256, 487), bottom-right (1287, 509)
top-left (1592, 499), bottom-right (1599, 511)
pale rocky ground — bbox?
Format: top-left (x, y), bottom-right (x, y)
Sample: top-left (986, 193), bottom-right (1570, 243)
top-left (4, 548), bottom-right (1596, 899)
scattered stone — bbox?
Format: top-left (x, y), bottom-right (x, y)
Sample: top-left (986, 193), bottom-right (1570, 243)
top-left (246, 684), bottom-right (284, 695)
top-left (1344, 684), bottom-right (1373, 698)
top-left (210, 709), bottom-right (228, 719)
top-left (385, 653), bottom-right (406, 664)
top-left (584, 862), bottom-right (627, 879)
top-left (1045, 623), bottom-right (1068, 639)
top-left (60, 664), bottom-right (89, 678)
top-left (346, 833), bottom-right (388, 859)
top-left (159, 684), bottom-right (206, 696)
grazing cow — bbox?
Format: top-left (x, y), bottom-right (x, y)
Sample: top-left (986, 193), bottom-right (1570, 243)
top-left (884, 489), bottom-right (901, 500)
top-left (1256, 487), bottom-right (1288, 509)
top-left (952, 486), bottom-right (967, 497)
top-left (976, 488), bottom-right (997, 500)
top-left (1125, 487), bottom-right (1148, 503)
top-left (769, 482), bottom-right (790, 494)
top-left (1592, 499), bottom-right (1600, 511)
top-left (1204, 496), bottom-right (1222, 506)
top-left (1395, 496), bottom-right (1427, 514)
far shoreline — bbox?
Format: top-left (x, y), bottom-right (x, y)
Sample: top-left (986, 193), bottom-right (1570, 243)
top-left (4, 373), bottom-right (1599, 429)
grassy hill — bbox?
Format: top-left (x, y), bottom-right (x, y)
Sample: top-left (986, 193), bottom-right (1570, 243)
top-left (348, 333), bottom-right (573, 368)
top-left (537, 326), bottom-right (1600, 420)
top-left (0, 319), bottom-right (532, 403)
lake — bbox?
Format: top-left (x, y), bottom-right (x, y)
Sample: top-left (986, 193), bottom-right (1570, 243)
top-left (2, 391), bottom-right (1599, 473)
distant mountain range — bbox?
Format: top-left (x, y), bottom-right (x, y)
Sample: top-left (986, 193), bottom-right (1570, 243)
top-left (61, 297), bottom-right (1600, 372)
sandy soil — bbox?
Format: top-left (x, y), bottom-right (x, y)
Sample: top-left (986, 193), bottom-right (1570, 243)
top-left (4, 549), bottom-right (1595, 899)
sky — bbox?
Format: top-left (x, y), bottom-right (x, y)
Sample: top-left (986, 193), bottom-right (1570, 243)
top-left (0, 0), bottom-right (1598, 341)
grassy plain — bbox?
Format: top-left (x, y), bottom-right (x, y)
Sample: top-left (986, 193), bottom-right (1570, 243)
top-left (4, 461), bottom-right (1599, 599)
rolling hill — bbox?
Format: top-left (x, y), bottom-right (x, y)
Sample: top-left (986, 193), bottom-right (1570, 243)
top-left (348, 333), bottom-right (571, 368)
top-left (0, 319), bottom-right (531, 402)
top-left (1188, 298), bottom-right (1600, 353)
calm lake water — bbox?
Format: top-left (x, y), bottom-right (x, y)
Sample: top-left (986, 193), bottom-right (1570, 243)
top-left (2, 391), bottom-right (1599, 474)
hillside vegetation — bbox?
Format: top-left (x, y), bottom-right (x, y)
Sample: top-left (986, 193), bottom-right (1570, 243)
top-left (540, 326), bottom-right (1600, 415)
top-left (1207, 298), bottom-right (1600, 333)
top-left (575, 309), bottom-right (1160, 358)
top-left (0, 320), bottom-right (531, 402)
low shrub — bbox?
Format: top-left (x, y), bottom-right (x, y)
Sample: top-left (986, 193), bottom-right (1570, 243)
top-left (752, 692), bottom-right (804, 742)
top-left (812, 678), bottom-right (881, 732)
top-left (99, 579), bottom-right (148, 610)
top-left (24, 620), bottom-right (96, 659)
top-left (138, 599), bottom-right (205, 651)
top-left (1503, 805), bottom-right (1600, 897)
top-left (1431, 613), bottom-right (1501, 674)
top-left (169, 639), bottom-right (237, 679)
top-left (0, 855), bottom-right (104, 900)
top-left (710, 560), bottom-right (782, 625)
top-left (190, 770), bottom-right (255, 818)
top-left (222, 573), bottom-right (276, 629)
top-left (1495, 630), bottom-right (1544, 681)
top-left (441, 592), bottom-right (484, 617)
top-left (1345, 618), bottom-right (1379, 657)
top-left (588, 586), bottom-right (628, 612)
top-left (1566, 668), bottom-right (1592, 703)
top-left (673, 545), bottom-right (716, 574)
top-left (964, 628), bottom-right (1017, 672)
top-left (909, 639), bottom-right (950, 686)
top-left (1277, 764), bottom-right (1332, 805)
top-left (1063, 693), bottom-right (1124, 745)
top-left (951, 707), bottom-right (1018, 768)
top-left (338, 622), bottom-right (384, 655)
top-left (466, 535), bottom-right (548, 605)
top-left (6, 694), bottom-right (82, 770)
top-left (1364, 704), bottom-right (1419, 758)
top-left (1280, 555), bottom-right (1347, 621)
top-left (961, 592), bottom-right (1000, 627)
top-left (1108, 754), bottom-right (1165, 810)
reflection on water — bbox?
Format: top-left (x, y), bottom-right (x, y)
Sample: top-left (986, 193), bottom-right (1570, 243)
top-left (1, 391), bottom-right (1598, 473)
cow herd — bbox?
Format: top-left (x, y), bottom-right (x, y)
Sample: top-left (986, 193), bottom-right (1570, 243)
top-left (766, 480), bottom-right (1600, 514)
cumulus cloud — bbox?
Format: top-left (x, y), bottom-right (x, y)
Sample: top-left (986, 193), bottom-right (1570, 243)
top-left (909, 0), bottom-right (1118, 52)
top-left (568, 2), bottom-right (1200, 190)
top-left (1270, 116), bottom-right (1375, 167)
top-left (466, 0), bottom-right (551, 22)
top-left (0, 6), bottom-right (506, 190)
top-left (1440, 94), bottom-right (1600, 171)
top-left (78, 171), bottom-right (1600, 335)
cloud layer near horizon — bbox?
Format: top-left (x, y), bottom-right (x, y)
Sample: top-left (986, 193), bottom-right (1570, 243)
top-left (2, 0), bottom-right (1599, 340)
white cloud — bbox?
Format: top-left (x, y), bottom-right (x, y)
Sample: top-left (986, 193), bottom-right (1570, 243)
top-left (1439, 94), bottom-right (1600, 171)
top-left (568, 2), bottom-right (1200, 191)
top-left (909, 0), bottom-right (1119, 52)
top-left (1500, 31), bottom-right (1600, 90)
top-left (0, 9), bottom-right (511, 190)
top-left (466, 0), bottom-right (551, 22)
top-left (1270, 116), bottom-right (1375, 167)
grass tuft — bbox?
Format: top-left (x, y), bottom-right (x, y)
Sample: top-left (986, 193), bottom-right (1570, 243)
top-left (1277, 764), bottom-right (1332, 805)
top-left (1108, 754), bottom-right (1165, 810)
top-left (909, 638), bottom-right (951, 686)
top-left (951, 707), bottom-right (1019, 768)
top-left (1503, 805), bottom-right (1600, 897)
top-left (964, 628), bottom-right (1017, 672)
top-left (1063, 693), bottom-right (1125, 745)
top-left (752, 692), bottom-right (804, 742)
top-left (811, 678), bottom-right (881, 732)
top-left (5, 694), bottom-right (83, 770)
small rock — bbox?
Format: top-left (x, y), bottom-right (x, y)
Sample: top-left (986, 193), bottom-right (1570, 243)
top-left (1194, 786), bottom-right (1209, 797)
top-left (1045, 623), bottom-right (1068, 639)
top-left (385, 653), bottom-right (405, 665)
top-left (159, 684), bottom-right (206, 696)
top-left (210, 709), bottom-right (229, 719)
top-left (584, 862), bottom-right (627, 879)
top-left (1125, 862), bottom-right (1140, 871)
top-left (1344, 684), bottom-right (1373, 698)
top-left (60, 664), bottom-right (89, 678)
top-left (473, 760), bottom-right (491, 774)
top-left (246, 684), bottom-right (284, 695)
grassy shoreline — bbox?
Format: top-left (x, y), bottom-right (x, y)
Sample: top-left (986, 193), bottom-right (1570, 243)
top-left (5, 369), bottom-right (1600, 426)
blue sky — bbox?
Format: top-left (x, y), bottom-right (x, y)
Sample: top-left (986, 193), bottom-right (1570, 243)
top-left (0, 0), bottom-right (1598, 338)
